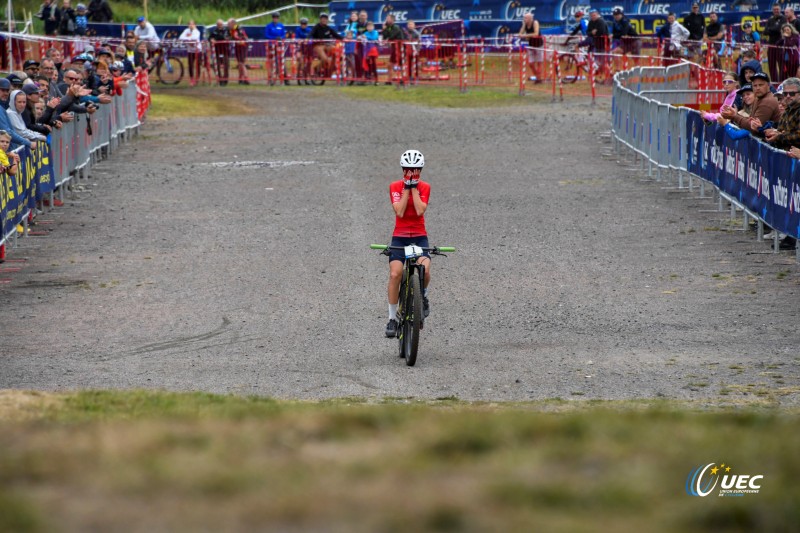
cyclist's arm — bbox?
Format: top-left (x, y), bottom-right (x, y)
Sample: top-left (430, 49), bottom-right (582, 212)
top-left (392, 186), bottom-right (410, 217)
top-left (411, 189), bottom-right (427, 216)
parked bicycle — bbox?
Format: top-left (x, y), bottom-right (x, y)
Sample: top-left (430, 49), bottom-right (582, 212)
top-left (147, 32), bottom-right (184, 85)
top-left (371, 243), bottom-right (455, 366)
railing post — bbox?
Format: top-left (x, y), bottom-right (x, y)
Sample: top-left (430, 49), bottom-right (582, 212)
top-left (519, 45), bottom-right (525, 96)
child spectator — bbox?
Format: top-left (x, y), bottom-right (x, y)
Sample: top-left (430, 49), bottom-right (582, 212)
top-left (362, 21), bottom-right (380, 82)
top-left (344, 30), bottom-right (356, 80)
top-left (703, 72), bottom-right (739, 122)
top-left (75, 4), bottom-right (88, 36)
top-left (0, 129), bottom-right (20, 256)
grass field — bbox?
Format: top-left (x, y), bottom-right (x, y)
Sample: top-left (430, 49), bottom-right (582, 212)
top-left (0, 390), bottom-right (797, 532)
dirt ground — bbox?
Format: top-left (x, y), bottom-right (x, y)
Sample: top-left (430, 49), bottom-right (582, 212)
top-left (1, 87), bottom-right (798, 404)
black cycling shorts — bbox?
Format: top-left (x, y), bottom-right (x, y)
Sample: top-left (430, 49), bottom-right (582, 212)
top-left (389, 235), bottom-right (430, 263)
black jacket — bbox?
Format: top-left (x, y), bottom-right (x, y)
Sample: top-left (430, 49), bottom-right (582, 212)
top-left (36, 3), bottom-right (61, 35)
top-left (683, 12), bottom-right (705, 41)
top-left (765, 15), bottom-right (786, 43)
top-left (59, 7), bottom-right (76, 35)
top-left (310, 24), bottom-right (342, 40)
top-left (87, 0), bottom-right (113, 22)
top-left (612, 17), bottom-right (636, 39)
top-left (381, 23), bottom-right (403, 41)
top-left (208, 26), bottom-right (230, 42)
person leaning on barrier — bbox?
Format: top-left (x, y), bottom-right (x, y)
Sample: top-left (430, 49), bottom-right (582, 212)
top-left (722, 72), bottom-right (780, 135)
top-left (519, 12), bottom-right (544, 83)
top-left (717, 85), bottom-right (754, 139)
top-left (20, 84), bottom-right (53, 136)
top-left (310, 13), bottom-right (343, 74)
top-left (381, 14), bottom-right (405, 80)
top-left (114, 46), bottom-right (135, 75)
top-left (610, 8), bottom-right (639, 56)
top-left (703, 71), bottom-right (739, 123)
top-left (208, 19), bottom-right (231, 86)
top-left (584, 10), bottom-right (609, 55)
top-left (179, 20), bottom-right (202, 86)
top-left (763, 77), bottom-right (800, 148)
top-left (229, 19), bottom-right (251, 85)
top-left (7, 90), bottom-right (47, 143)
top-left (0, 79), bottom-right (37, 151)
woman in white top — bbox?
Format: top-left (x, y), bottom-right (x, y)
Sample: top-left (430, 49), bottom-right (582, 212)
top-left (7, 90), bottom-right (46, 142)
top-left (179, 20), bottom-right (202, 86)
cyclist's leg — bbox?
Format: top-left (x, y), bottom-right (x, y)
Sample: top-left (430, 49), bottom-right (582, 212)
top-left (388, 260), bottom-right (403, 305)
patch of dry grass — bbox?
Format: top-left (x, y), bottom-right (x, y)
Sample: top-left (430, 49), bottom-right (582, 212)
top-left (0, 390), bottom-right (798, 532)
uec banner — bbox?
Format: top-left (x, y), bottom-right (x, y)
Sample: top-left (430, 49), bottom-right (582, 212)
top-left (0, 141), bottom-right (56, 243)
top-left (686, 112), bottom-right (800, 239)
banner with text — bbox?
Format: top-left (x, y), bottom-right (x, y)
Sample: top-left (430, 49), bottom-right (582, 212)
top-left (686, 111), bottom-right (800, 238)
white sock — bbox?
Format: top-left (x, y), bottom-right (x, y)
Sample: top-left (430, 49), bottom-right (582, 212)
top-left (389, 303), bottom-right (398, 321)
top-left (423, 287), bottom-right (429, 297)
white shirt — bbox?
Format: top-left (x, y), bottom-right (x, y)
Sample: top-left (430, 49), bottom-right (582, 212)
top-left (134, 22), bottom-right (160, 50)
top-left (179, 27), bottom-right (201, 52)
top-left (670, 21), bottom-right (690, 49)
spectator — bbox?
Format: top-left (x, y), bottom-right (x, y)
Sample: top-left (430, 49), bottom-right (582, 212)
top-left (36, 0), bottom-right (61, 36)
top-left (705, 12), bottom-right (725, 68)
top-left (703, 72), bottom-right (739, 122)
top-left (343, 11), bottom-right (358, 34)
top-left (738, 22), bottom-right (760, 58)
top-left (585, 10), bottom-right (609, 55)
top-left (179, 20), bottom-right (201, 86)
top-left (23, 59), bottom-right (40, 79)
top-left (59, 0), bottom-right (77, 36)
top-left (764, 77), bottom-right (800, 148)
top-left (263, 13), bottom-right (285, 85)
top-left (656, 13), bottom-right (690, 60)
top-left (404, 20), bottom-right (421, 82)
top-left (0, 79), bottom-right (36, 151)
top-left (736, 50), bottom-right (762, 108)
top-left (344, 29), bottom-right (356, 80)
top-left (124, 31), bottom-right (137, 64)
top-left (294, 17), bottom-right (312, 84)
top-left (114, 46), bottom-right (135, 75)
top-left (381, 14), bottom-right (404, 82)
top-left (354, 11), bottom-right (369, 82)
top-left (567, 11), bottom-right (587, 40)
top-left (776, 24), bottom-right (800, 81)
top-left (208, 19), bottom-right (230, 86)
top-left (7, 90), bottom-right (47, 143)
top-left (74, 3), bottom-right (88, 36)
top-left (44, 47), bottom-right (65, 81)
top-left (722, 72), bottom-right (780, 136)
top-left (134, 16), bottom-right (160, 52)
top-left (310, 13), bottom-right (343, 74)
top-left (132, 40), bottom-right (151, 70)
top-left (6, 73), bottom-right (24, 91)
top-left (87, 0), bottom-right (112, 22)
top-left (716, 87), bottom-right (754, 140)
top-left (362, 21), bottom-right (380, 82)
top-left (610, 7), bottom-right (639, 56)
top-left (518, 12), bottom-right (543, 82)
top-left (21, 84), bottom-right (54, 136)
top-left (229, 19), bottom-right (250, 85)
top-left (684, 3), bottom-right (705, 42)
top-left (765, 3), bottom-right (786, 81)
top-left (785, 8), bottom-right (800, 33)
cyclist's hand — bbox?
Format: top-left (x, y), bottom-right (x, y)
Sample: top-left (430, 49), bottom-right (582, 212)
top-left (403, 179), bottom-right (419, 189)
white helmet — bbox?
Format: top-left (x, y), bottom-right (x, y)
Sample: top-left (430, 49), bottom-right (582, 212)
top-left (400, 149), bottom-right (425, 168)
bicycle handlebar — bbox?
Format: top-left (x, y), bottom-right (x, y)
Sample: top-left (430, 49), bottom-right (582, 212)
top-left (370, 244), bottom-right (456, 253)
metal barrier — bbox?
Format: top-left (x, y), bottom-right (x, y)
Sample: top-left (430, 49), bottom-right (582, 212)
top-left (611, 64), bottom-right (800, 260)
top-left (1, 82), bottom-right (142, 252)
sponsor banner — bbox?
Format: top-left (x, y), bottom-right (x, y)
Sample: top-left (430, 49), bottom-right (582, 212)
top-left (686, 111), bottom-right (800, 239)
top-left (1, 146), bottom-right (33, 242)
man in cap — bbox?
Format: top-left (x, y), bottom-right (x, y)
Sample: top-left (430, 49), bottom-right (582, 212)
top-left (722, 72), bottom-right (781, 135)
top-left (23, 59), bottom-right (40, 79)
top-left (6, 73), bottom-right (24, 90)
top-left (310, 13), bottom-right (343, 74)
top-left (294, 17), bottom-right (312, 84)
top-left (133, 15), bottom-right (160, 51)
top-left (611, 7), bottom-right (638, 56)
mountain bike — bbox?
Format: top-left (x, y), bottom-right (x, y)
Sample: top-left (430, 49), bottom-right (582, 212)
top-left (146, 31), bottom-right (184, 85)
top-left (371, 244), bottom-right (455, 366)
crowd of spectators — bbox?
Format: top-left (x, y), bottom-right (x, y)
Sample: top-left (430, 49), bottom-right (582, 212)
top-left (36, 0), bottom-right (113, 36)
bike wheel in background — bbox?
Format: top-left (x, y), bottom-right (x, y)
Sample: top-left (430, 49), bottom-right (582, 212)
top-left (559, 54), bottom-right (580, 84)
top-left (309, 62), bottom-right (325, 86)
top-left (158, 57), bottom-right (184, 85)
top-left (403, 273), bottom-right (421, 366)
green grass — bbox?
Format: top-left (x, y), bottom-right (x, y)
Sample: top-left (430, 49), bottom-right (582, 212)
top-left (0, 390), bottom-right (798, 532)
top-left (337, 84), bottom-right (547, 107)
top-left (148, 90), bottom-right (255, 119)
top-left (14, 1), bottom-right (320, 32)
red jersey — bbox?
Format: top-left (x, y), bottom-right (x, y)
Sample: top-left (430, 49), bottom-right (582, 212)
top-left (390, 180), bottom-right (430, 237)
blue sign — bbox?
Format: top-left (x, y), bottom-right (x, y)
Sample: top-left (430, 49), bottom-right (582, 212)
top-left (687, 112), bottom-right (800, 239)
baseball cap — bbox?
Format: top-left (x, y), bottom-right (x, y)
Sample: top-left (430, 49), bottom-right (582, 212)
top-left (23, 59), bottom-right (40, 69)
top-left (613, 7), bottom-right (623, 15)
top-left (737, 84), bottom-right (753, 94)
top-left (775, 83), bottom-right (784, 95)
top-left (21, 84), bottom-right (39, 96)
top-left (300, 17), bottom-right (308, 23)
top-left (0, 79), bottom-right (10, 90)
top-left (751, 72), bottom-right (770, 82)
top-left (6, 73), bottom-right (23, 85)
top-left (272, 13), bottom-right (280, 18)
top-left (574, 11), bottom-right (584, 17)
top-left (319, 12), bottom-right (329, 18)
top-left (137, 16), bottom-right (145, 22)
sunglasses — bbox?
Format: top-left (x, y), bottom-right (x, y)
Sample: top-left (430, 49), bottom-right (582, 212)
top-left (64, 76), bottom-right (80, 81)
top-left (723, 79), bottom-right (737, 84)
top-left (783, 90), bottom-right (800, 97)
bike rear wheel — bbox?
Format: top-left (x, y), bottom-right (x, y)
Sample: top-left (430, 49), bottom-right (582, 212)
top-left (558, 54), bottom-right (580, 84)
top-left (158, 57), bottom-right (184, 85)
top-left (402, 273), bottom-right (422, 366)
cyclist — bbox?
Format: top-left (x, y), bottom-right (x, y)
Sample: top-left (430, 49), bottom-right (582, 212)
top-left (310, 13), bottom-right (343, 74)
top-left (385, 149), bottom-right (431, 338)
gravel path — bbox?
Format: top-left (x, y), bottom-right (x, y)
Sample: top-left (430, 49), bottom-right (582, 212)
top-left (1, 88), bottom-right (798, 403)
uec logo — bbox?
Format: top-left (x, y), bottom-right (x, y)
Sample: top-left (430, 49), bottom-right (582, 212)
top-left (686, 463), bottom-right (764, 497)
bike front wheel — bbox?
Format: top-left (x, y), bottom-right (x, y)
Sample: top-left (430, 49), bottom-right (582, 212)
top-left (402, 273), bottom-right (422, 366)
top-left (158, 57), bottom-right (184, 85)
